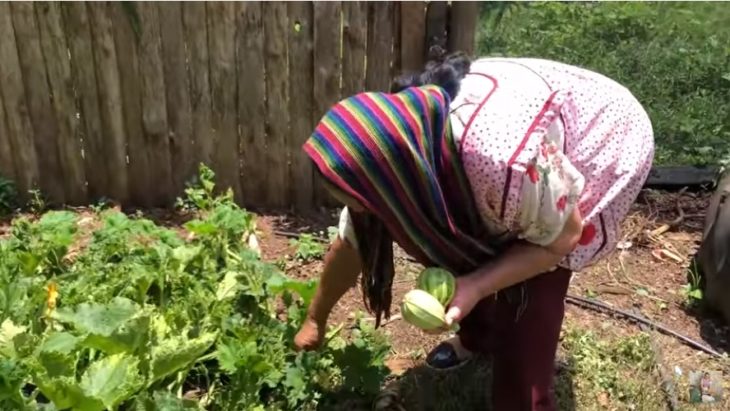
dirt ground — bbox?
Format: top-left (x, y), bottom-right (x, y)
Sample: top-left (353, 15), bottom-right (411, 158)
top-left (254, 188), bottom-right (730, 410)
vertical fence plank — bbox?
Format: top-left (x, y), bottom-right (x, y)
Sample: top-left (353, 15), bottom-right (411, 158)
top-left (426, 1), bottom-right (449, 56)
top-left (207, 2), bottom-right (242, 201)
top-left (0, 3), bottom-right (37, 192)
top-left (0, 85), bottom-right (15, 182)
top-left (366, 2), bottom-right (394, 92)
top-left (448, 1), bottom-right (479, 55)
top-left (10, 2), bottom-right (66, 204)
top-left (235, 1), bottom-right (266, 208)
top-left (182, 3), bottom-right (212, 171)
top-left (62, 3), bottom-right (107, 201)
top-left (109, 2), bottom-right (148, 206)
top-left (89, 2), bottom-right (129, 203)
top-left (159, 2), bottom-right (194, 198)
top-left (36, 2), bottom-right (87, 205)
top-left (313, 2), bottom-right (342, 207)
top-left (137, 2), bottom-right (173, 206)
top-left (391, 2), bottom-right (402, 78)
top-left (400, 2), bottom-right (427, 73)
top-left (342, 2), bottom-right (367, 97)
top-left (287, 1), bottom-right (314, 212)
top-left (262, 2), bottom-right (290, 208)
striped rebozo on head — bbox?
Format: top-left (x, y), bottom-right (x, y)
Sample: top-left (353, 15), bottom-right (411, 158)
top-left (302, 85), bottom-right (498, 326)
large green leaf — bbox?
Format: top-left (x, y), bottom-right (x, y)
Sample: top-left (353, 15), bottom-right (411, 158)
top-left (133, 391), bottom-right (202, 411)
top-left (83, 313), bottom-right (150, 354)
top-left (51, 298), bottom-right (149, 354)
top-left (34, 374), bottom-right (98, 410)
top-left (172, 245), bottom-right (202, 266)
top-left (215, 271), bottom-right (240, 301)
top-left (0, 358), bottom-right (26, 403)
top-left (37, 332), bottom-right (81, 379)
top-left (265, 273), bottom-right (317, 306)
top-left (41, 332), bottom-right (80, 355)
top-left (38, 353), bottom-right (76, 380)
top-left (78, 353), bottom-right (145, 410)
top-left (51, 297), bottom-right (139, 336)
top-left (0, 319), bottom-right (26, 359)
top-left (183, 220), bottom-right (217, 236)
top-left (149, 333), bottom-right (217, 384)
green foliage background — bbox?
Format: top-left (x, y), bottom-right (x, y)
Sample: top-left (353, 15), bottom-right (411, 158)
top-left (477, 1), bottom-right (730, 166)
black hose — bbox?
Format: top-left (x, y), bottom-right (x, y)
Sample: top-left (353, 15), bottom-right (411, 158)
top-left (565, 294), bottom-right (724, 358)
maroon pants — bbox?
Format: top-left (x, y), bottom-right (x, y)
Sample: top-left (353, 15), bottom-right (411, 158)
top-left (457, 268), bottom-right (572, 411)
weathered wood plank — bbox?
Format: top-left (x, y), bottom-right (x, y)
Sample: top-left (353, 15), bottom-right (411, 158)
top-left (342, 1), bottom-right (367, 97)
top-left (159, 2), bottom-right (194, 198)
top-left (313, 2), bottom-right (342, 206)
top-left (400, 2), bottom-right (427, 72)
top-left (0, 2), bottom-right (26, 186)
top-left (181, 3), bottom-right (213, 170)
top-left (391, 2), bottom-right (402, 79)
top-left (10, 2), bottom-right (66, 204)
top-left (447, 1), bottom-right (479, 55)
top-left (0, 84), bottom-right (15, 182)
top-left (235, 1), bottom-right (266, 208)
top-left (35, 2), bottom-right (87, 205)
top-left (425, 1), bottom-right (448, 56)
top-left (287, 1), bottom-right (314, 212)
top-left (262, 2), bottom-right (290, 209)
top-left (88, 2), bottom-right (129, 203)
top-left (366, 2), bottom-right (393, 92)
top-left (109, 2), bottom-right (148, 205)
top-left (62, 3), bottom-right (107, 201)
top-left (137, 2), bottom-right (173, 206)
top-left (207, 1), bottom-right (242, 201)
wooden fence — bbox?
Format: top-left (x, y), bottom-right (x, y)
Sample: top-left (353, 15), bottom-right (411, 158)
top-left (0, 1), bottom-right (479, 211)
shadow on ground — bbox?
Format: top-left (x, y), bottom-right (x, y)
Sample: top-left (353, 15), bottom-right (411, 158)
top-left (683, 255), bottom-right (730, 356)
top-left (321, 356), bottom-right (577, 411)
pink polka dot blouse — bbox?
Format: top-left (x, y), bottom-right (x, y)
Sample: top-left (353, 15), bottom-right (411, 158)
top-left (339, 57), bottom-right (654, 273)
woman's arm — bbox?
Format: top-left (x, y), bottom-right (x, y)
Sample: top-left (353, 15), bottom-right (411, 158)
top-left (445, 208), bottom-right (583, 324)
top-left (295, 236), bottom-right (361, 351)
top-left (479, 207), bottom-right (583, 293)
top-left (308, 236), bottom-right (361, 325)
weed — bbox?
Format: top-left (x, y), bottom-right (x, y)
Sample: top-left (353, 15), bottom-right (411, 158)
top-left (290, 233), bottom-right (326, 263)
top-left (0, 177), bottom-right (17, 216)
top-left (176, 163), bottom-right (232, 212)
top-left (559, 327), bottom-right (664, 409)
top-left (26, 189), bottom-right (45, 214)
top-left (683, 260), bottom-right (704, 306)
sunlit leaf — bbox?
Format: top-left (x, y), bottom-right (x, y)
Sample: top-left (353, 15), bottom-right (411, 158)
top-left (150, 333), bottom-right (217, 384)
top-left (0, 319), bottom-right (26, 359)
top-left (79, 353), bottom-right (145, 410)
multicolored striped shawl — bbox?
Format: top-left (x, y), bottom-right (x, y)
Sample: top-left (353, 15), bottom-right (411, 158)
top-left (303, 85), bottom-right (497, 322)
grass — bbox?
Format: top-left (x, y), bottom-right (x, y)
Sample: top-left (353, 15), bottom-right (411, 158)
top-left (556, 327), bottom-right (665, 410)
top-left (477, 2), bottom-right (730, 167)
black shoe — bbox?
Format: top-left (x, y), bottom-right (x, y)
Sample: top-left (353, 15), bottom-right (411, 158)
top-left (425, 342), bottom-right (469, 370)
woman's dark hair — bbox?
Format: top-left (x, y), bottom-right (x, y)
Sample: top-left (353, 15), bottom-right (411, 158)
top-left (390, 46), bottom-right (472, 100)
top-left (349, 48), bottom-right (473, 328)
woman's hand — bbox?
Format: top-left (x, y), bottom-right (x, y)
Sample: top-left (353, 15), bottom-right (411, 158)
top-left (444, 274), bottom-right (486, 327)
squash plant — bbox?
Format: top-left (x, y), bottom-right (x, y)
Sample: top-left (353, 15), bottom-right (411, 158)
top-left (0, 165), bottom-right (390, 410)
